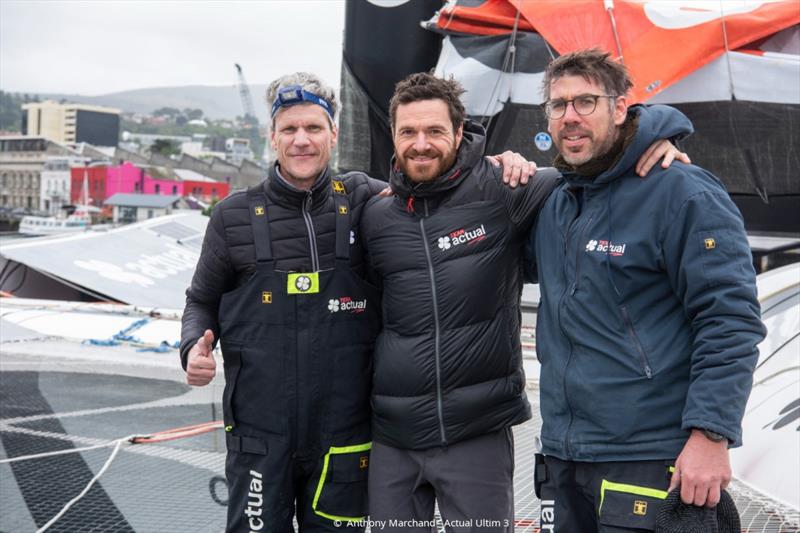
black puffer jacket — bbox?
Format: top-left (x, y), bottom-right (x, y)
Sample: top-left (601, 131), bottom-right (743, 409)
top-left (180, 165), bottom-right (385, 368)
top-left (362, 121), bottom-right (560, 449)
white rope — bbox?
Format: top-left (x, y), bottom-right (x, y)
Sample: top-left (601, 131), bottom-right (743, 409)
top-left (719, 0), bottom-right (736, 98)
top-left (33, 434), bottom-right (138, 533)
top-left (0, 439), bottom-right (120, 464)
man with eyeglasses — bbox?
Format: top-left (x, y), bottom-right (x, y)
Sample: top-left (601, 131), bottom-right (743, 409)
top-left (527, 49), bottom-right (765, 532)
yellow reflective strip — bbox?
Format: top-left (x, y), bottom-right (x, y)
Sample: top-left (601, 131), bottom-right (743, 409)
top-left (311, 452), bottom-right (331, 516)
top-left (311, 442), bottom-right (372, 522)
top-left (329, 442), bottom-right (372, 455)
top-left (314, 509), bottom-right (367, 522)
top-left (599, 479), bottom-right (668, 516)
top-left (668, 466), bottom-right (676, 473)
top-left (287, 272), bottom-right (319, 294)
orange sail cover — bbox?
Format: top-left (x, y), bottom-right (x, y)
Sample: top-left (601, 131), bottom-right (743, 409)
top-left (437, 0), bottom-right (799, 103)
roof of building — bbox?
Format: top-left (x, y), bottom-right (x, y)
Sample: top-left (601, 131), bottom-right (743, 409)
top-left (104, 193), bottom-right (182, 208)
top-left (21, 100), bottom-right (121, 115)
top-left (173, 168), bottom-right (218, 183)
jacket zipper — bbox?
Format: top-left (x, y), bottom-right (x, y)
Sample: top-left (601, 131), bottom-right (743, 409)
top-left (619, 305), bottom-right (653, 378)
top-left (419, 200), bottom-right (448, 447)
top-left (570, 215), bottom-right (593, 296)
top-left (557, 189), bottom-right (581, 459)
top-left (302, 191), bottom-right (319, 271)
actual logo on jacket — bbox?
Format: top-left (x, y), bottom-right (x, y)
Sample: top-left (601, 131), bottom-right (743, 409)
top-left (437, 224), bottom-right (487, 251)
top-left (585, 239), bottom-right (627, 257)
top-left (328, 296), bottom-right (367, 314)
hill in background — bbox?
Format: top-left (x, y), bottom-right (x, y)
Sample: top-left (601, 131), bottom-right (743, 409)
top-left (31, 84), bottom-right (271, 123)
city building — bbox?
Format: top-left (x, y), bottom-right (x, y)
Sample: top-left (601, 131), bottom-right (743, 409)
top-left (70, 165), bottom-right (108, 206)
top-left (40, 156), bottom-right (88, 214)
top-left (224, 137), bottom-right (253, 165)
top-left (120, 131), bottom-right (192, 149)
top-left (174, 168), bottom-right (229, 201)
top-left (0, 136), bottom-right (79, 209)
top-left (21, 101), bottom-right (121, 147)
top-left (71, 161), bottom-right (229, 207)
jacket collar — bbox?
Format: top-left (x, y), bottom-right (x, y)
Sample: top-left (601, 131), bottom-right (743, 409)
top-left (265, 162), bottom-right (332, 208)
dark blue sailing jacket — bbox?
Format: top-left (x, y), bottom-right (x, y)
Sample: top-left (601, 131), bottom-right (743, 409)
top-left (527, 105), bottom-right (766, 462)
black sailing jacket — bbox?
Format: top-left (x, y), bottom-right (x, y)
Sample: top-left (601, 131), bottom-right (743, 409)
top-left (362, 121), bottom-right (559, 450)
top-left (180, 164), bottom-right (385, 368)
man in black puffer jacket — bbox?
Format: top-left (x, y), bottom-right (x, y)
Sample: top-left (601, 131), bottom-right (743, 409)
top-left (363, 73), bottom-right (560, 531)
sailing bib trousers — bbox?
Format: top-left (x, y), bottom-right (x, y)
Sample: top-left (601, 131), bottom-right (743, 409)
top-left (219, 187), bottom-right (380, 532)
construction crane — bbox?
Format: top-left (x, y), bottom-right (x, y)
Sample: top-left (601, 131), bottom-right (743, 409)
top-left (234, 63), bottom-right (263, 160)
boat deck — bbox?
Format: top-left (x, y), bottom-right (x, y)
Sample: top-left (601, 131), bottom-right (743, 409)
top-left (1, 337), bottom-right (798, 533)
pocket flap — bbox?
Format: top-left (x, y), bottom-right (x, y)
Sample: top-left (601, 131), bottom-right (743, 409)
top-left (598, 480), bottom-right (667, 530)
top-left (329, 445), bottom-right (370, 483)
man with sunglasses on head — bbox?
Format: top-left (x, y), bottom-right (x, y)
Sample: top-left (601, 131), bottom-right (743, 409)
top-left (180, 71), bottom-right (539, 533)
top-left (527, 49), bottom-right (765, 532)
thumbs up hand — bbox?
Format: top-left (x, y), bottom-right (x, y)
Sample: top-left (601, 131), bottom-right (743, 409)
top-left (186, 329), bottom-right (217, 386)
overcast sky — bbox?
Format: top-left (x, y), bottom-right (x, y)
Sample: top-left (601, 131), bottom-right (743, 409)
top-left (0, 0), bottom-right (346, 95)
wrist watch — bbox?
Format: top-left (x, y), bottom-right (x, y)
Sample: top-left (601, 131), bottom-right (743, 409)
top-left (698, 428), bottom-right (728, 443)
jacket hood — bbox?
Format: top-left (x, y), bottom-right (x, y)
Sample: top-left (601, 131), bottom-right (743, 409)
top-left (389, 120), bottom-right (487, 200)
top-left (567, 104), bottom-right (694, 188)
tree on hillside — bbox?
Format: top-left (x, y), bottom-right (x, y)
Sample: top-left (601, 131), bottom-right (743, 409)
top-left (184, 108), bottom-right (204, 120)
top-left (153, 107), bottom-right (181, 118)
top-left (151, 139), bottom-right (180, 157)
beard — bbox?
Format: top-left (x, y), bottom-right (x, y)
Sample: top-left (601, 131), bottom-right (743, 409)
top-left (397, 147), bottom-right (459, 183)
top-left (557, 119), bottom-right (618, 166)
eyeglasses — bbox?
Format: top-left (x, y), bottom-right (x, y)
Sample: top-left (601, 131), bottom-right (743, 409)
top-left (543, 94), bottom-right (617, 119)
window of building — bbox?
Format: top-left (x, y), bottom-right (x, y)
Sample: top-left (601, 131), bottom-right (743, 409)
top-left (119, 206), bottom-right (136, 223)
top-left (172, 185), bottom-right (177, 194)
top-left (134, 182), bottom-right (140, 192)
top-left (155, 184), bottom-right (160, 194)
top-left (147, 209), bottom-right (154, 219)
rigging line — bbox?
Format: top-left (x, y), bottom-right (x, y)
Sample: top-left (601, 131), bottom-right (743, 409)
top-left (481, 6), bottom-right (523, 129)
top-left (719, 0), bottom-right (736, 99)
top-left (605, 0), bottom-right (624, 61)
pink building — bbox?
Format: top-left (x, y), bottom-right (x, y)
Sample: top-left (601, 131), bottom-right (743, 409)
top-left (143, 177), bottom-right (182, 196)
top-left (104, 162), bottom-right (182, 196)
top-left (105, 162), bottom-right (148, 197)
top-left (101, 162), bottom-right (227, 203)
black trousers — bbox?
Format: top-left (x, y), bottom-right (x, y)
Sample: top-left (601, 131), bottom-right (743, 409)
top-left (225, 434), bottom-right (368, 533)
top-left (535, 455), bottom-right (675, 533)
